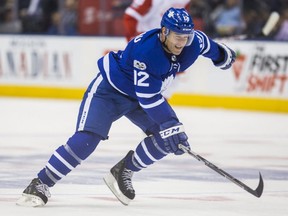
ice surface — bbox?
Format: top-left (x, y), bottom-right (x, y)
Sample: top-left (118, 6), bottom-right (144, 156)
top-left (0, 98), bottom-right (287, 216)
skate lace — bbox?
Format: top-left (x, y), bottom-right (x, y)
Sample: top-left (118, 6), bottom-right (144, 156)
top-left (122, 168), bottom-right (134, 191)
top-left (36, 184), bottom-right (51, 198)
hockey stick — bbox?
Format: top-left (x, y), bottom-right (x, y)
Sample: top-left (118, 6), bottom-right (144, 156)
top-left (217, 11), bottom-right (280, 40)
top-left (178, 144), bottom-right (264, 198)
top-left (260, 11), bottom-right (280, 37)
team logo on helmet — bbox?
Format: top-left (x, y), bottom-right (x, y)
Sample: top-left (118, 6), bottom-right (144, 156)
top-left (168, 10), bottom-right (174, 18)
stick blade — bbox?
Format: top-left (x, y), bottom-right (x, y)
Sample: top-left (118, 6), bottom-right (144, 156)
top-left (254, 172), bottom-right (264, 198)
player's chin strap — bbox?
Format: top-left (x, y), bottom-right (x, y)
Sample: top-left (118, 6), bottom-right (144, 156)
top-left (162, 40), bottom-right (172, 53)
top-left (160, 30), bottom-right (173, 54)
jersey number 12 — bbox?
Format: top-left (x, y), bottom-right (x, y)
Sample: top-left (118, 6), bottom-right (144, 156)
top-left (134, 70), bottom-right (149, 87)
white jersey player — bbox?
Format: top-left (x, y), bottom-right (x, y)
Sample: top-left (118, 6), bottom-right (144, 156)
top-left (124, 0), bottom-right (191, 41)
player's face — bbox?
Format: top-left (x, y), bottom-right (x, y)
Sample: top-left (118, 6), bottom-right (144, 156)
top-left (165, 31), bottom-right (188, 55)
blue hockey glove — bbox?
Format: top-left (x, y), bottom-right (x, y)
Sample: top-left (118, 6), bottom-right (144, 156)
top-left (159, 122), bottom-right (190, 155)
top-left (213, 43), bottom-right (236, 70)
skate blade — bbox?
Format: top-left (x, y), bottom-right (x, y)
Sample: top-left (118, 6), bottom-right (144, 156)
top-left (103, 173), bottom-right (131, 206)
top-left (16, 194), bottom-right (45, 207)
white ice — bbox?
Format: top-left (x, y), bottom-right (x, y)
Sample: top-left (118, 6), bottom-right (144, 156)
top-left (0, 97), bottom-right (287, 216)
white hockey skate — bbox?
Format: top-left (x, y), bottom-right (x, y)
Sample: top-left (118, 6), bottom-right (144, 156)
top-left (104, 150), bottom-right (135, 205)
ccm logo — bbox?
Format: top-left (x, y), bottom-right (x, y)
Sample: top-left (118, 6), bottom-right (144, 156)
top-left (160, 125), bottom-right (184, 139)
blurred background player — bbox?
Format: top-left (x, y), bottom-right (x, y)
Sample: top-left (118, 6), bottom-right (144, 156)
top-left (123, 0), bottom-right (191, 99)
top-left (123, 0), bottom-right (191, 42)
top-left (210, 0), bottom-right (245, 37)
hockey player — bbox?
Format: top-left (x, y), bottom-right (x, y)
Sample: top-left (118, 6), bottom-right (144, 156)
top-left (16, 7), bottom-right (235, 207)
top-left (124, 0), bottom-right (192, 99)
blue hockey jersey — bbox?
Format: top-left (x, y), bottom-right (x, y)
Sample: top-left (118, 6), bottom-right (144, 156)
top-left (97, 29), bottom-right (222, 126)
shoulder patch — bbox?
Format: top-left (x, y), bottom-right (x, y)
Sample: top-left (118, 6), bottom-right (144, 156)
top-left (134, 60), bottom-right (147, 70)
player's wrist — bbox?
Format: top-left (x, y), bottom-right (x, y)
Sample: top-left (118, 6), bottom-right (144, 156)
top-left (159, 119), bottom-right (180, 130)
top-left (213, 43), bottom-right (236, 70)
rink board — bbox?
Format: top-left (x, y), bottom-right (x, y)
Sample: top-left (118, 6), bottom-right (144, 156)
top-left (0, 35), bottom-right (287, 112)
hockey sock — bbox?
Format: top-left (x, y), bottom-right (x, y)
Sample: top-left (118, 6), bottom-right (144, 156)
top-left (125, 134), bottom-right (168, 172)
top-left (38, 131), bottom-right (102, 187)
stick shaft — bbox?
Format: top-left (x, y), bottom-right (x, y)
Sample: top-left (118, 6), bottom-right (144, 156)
top-left (179, 144), bottom-right (264, 198)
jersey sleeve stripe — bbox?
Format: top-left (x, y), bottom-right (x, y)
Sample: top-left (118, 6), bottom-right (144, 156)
top-left (136, 91), bottom-right (160, 98)
top-left (195, 30), bottom-right (211, 55)
top-left (139, 97), bottom-right (165, 109)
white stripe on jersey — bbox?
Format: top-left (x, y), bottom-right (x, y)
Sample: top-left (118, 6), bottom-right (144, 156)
top-left (77, 74), bottom-right (103, 131)
top-left (139, 97), bottom-right (165, 109)
top-left (195, 31), bottom-right (211, 55)
top-left (136, 91), bottom-right (160, 98)
top-left (103, 54), bottom-right (128, 95)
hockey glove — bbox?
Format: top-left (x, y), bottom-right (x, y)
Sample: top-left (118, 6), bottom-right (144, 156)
top-left (159, 122), bottom-right (190, 155)
top-left (213, 43), bottom-right (236, 70)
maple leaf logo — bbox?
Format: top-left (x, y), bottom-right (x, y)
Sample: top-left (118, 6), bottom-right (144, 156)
top-left (232, 50), bottom-right (246, 81)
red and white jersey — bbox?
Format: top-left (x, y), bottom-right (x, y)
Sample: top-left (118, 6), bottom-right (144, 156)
top-left (124, 0), bottom-right (190, 41)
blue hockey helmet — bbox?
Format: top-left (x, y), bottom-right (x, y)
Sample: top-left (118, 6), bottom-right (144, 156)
top-left (161, 7), bottom-right (195, 46)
